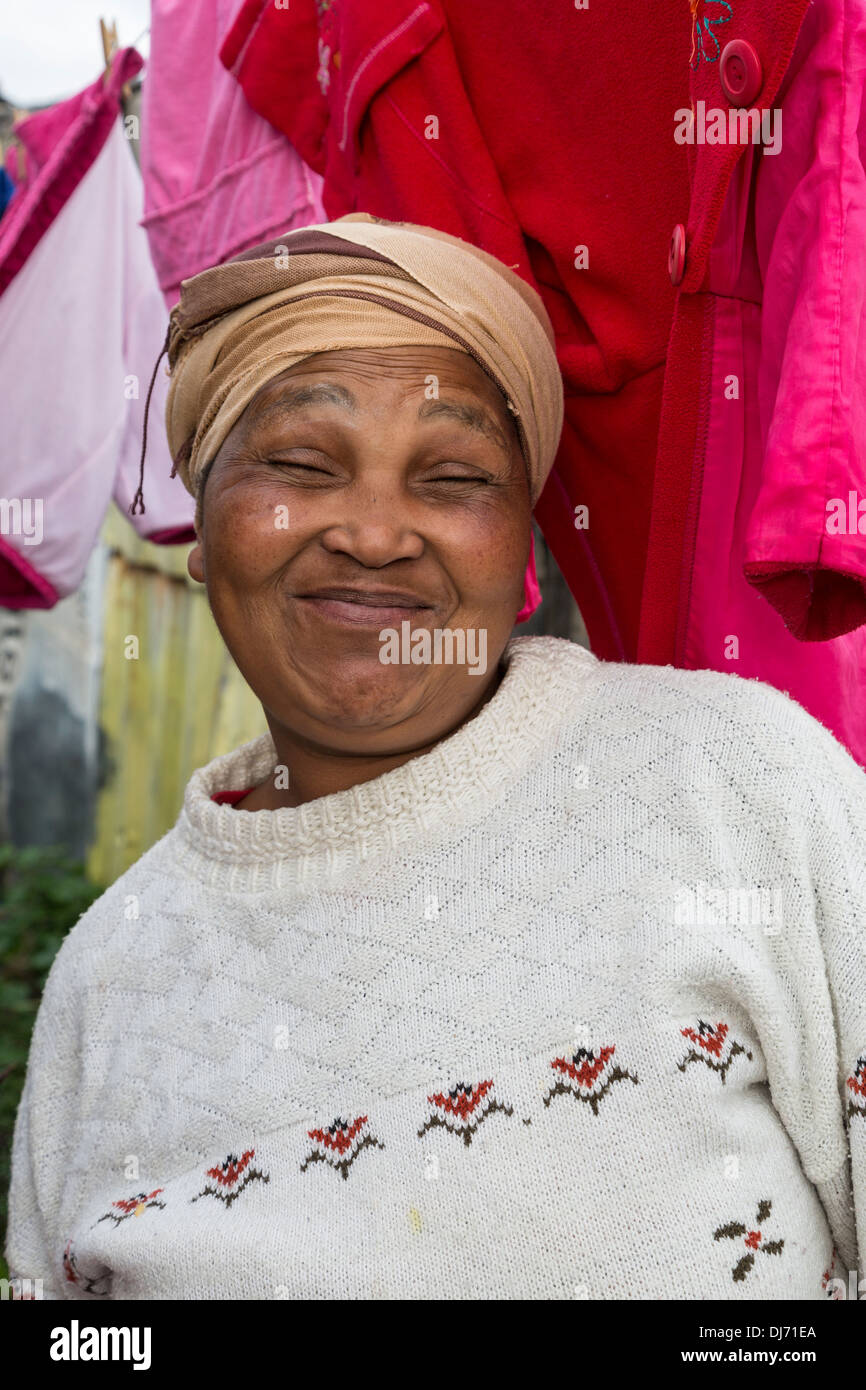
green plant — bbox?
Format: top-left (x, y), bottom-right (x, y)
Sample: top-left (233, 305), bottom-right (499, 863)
top-left (0, 846), bottom-right (104, 1281)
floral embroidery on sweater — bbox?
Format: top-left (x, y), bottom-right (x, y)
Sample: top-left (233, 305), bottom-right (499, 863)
top-left (713, 1199), bottom-right (785, 1282)
top-left (417, 1080), bottom-right (516, 1147)
top-left (677, 1020), bottom-right (753, 1084)
top-left (190, 1150), bottom-right (269, 1207)
top-left (94, 1188), bottom-right (165, 1227)
top-left (688, 0), bottom-right (732, 68)
top-left (542, 1045), bottom-right (638, 1115)
top-left (821, 1248), bottom-right (845, 1299)
top-left (62, 1239), bottom-right (110, 1297)
top-left (300, 1116), bottom-right (384, 1181)
top-left (845, 1055), bottom-right (866, 1121)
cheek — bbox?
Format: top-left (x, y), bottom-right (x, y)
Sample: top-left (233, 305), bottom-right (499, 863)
top-left (202, 474), bottom-right (529, 613)
top-left (204, 481), bottom-right (298, 584)
top-left (438, 499), bottom-right (529, 594)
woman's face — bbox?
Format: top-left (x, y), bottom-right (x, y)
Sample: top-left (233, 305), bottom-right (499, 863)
top-left (188, 345), bottom-right (532, 755)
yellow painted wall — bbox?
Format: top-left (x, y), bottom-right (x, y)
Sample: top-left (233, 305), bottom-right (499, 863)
top-left (86, 506), bottom-right (266, 886)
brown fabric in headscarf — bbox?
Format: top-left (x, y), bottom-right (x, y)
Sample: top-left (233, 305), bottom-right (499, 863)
top-left (163, 215), bottom-right (563, 524)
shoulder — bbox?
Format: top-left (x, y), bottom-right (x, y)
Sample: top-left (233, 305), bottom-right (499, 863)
top-left (35, 830), bottom-right (183, 1010)
top-left (592, 652), bottom-right (844, 753)
top-left (536, 639), bottom-right (866, 808)
top-left (600, 658), bottom-right (866, 838)
top-left (516, 633), bottom-right (822, 737)
top-left (40, 731), bottom-right (276, 993)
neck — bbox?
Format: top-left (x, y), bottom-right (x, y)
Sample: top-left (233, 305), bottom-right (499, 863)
top-left (237, 662), bottom-right (506, 810)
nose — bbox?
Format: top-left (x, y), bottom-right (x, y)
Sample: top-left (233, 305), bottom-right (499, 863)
top-left (319, 484), bottom-right (425, 568)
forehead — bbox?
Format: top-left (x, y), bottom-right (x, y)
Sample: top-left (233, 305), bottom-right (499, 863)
top-left (242, 345), bottom-right (513, 424)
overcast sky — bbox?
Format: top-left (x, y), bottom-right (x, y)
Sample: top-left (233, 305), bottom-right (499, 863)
top-left (2, 1), bottom-right (151, 107)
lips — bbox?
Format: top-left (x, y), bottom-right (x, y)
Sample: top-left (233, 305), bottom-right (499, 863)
top-left (295, 587), bottom-right (435, 628)
top-left (299, 587), bottom-right (431, 606)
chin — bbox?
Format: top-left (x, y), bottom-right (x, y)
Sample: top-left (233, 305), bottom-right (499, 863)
top-left (297, 663), bottom-right (437, 732)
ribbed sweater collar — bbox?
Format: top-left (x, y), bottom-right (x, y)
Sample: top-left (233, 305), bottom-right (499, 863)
top-left (173, 635), bottom-right (597, 892)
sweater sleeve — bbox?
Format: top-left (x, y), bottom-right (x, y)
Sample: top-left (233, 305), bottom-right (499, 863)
top-left (774, 696), bottom-right (866, 1285)
top-left (5, 1073), bottom-right (64, 1299)
top-left (4, 930), bottom-right (85, 1301)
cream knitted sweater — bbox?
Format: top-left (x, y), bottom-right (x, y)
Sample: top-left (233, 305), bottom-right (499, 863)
top-left (6, 636), bottom-right (866, 1300)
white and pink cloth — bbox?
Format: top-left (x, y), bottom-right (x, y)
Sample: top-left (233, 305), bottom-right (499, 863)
top-left (1, 5), bottom-right (325, 610)
top-left (0, 50), bottom-right (193, 607)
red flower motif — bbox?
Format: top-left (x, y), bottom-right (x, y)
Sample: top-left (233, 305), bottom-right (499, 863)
top-left (112, 1187), bottom-right (164, 1215)
top-left (714, 1200), bottom-right (784, 1282)
top-left (551, 1046), bottom-right (616, 1088)
top-left (205, 1152), bottom-right (254, 1187)
top-left (822, 1248), bottom-right (845, 1298)
top-left (428, 1079), bottom-right (494, 1117)
top-left (93, 1188), bottom-right (166, 1227)
top-left (301, 1116), bottom-right (384, 1180)
top-left (678, 1020), bottom-right (753, 1085)
top-left (306, 1116), bottom-right (369, 1156)
top-left (191, 1148), bottom-right (269, 1207)
top-left (681, 1021), bottom-right (727, 1058)
top-left (846, 1056), bottom-right (866, 1119)
top-left (418, 1081), bottom-right (516, 1147)
top-left (543, 1046), bottom-right (638, 1115)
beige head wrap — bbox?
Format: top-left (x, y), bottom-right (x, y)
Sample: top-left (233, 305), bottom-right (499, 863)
top-left (162, 215), bottom-right (563, 524)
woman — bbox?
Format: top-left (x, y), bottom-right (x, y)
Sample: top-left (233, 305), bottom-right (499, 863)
top-left (6, 216), bottom-right (866, 1300)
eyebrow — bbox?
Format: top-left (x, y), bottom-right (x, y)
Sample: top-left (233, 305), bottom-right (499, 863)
top-left (417, 399), bottom-right (512, 457)
top-left (248, 382), bottom-right (513, 459)
top-left (248, 382), bottom-right (359, 428)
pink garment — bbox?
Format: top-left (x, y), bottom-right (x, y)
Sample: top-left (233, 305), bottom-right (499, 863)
top-left (662, 0), bottom-right (866, 767)
top-left (0, 50), bottom-right (142, 296)
top-left (0, 82), bottom-right (195, 608)
top-left (140, 0), bottom-right (325, 309)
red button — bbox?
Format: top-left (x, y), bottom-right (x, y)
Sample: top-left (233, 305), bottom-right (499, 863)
top-left (719, 40), bottom-right (763, 106)
top-left (668, 224), bottom-right (686, 287)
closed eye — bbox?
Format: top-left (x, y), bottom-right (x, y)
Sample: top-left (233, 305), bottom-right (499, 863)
top-left (426, 471), bottom-right (491, 484)
top-left (267, 460), bottom-right (332, 474)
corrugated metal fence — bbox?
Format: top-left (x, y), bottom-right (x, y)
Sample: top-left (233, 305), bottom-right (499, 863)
top-left (86, 508), bottom-right (266, 885)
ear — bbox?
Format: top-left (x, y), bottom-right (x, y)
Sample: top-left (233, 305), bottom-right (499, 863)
top-left (187, 540), bottom-right (205, 584)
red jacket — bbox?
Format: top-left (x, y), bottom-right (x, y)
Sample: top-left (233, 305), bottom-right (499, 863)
top-left (222, 0), bottom-right (866, 766)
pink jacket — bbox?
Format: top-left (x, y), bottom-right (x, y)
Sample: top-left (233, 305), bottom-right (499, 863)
top-left (640, 0), bottom-right (866, 771)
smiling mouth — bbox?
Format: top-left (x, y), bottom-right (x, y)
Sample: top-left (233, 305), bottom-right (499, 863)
top-left (295, 591), bottom-right (435, 628)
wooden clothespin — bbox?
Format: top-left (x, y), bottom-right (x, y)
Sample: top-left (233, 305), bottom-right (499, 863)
top-left (100, 17), bottom-right (132, 100)
top-left (100, 18), bottom-right (118, 81)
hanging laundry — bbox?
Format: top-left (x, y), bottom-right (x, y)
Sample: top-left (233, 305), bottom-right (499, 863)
top-left (139, 0), bottom-right (325, 310)
top-left (0, 50), bottom-right (141, 294)
top-left (220, 0), bottom-right (866, 769)
top-left (0, 52), bottom-right (195, 609)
